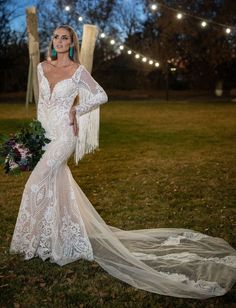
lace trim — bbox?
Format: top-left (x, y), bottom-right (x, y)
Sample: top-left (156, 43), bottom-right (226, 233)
top-left (161, 232), bottom-right (209, 246)
top-left (132, 252), bottom-right (236, 268)
top-left (158, 271), bottom-right (226, 295)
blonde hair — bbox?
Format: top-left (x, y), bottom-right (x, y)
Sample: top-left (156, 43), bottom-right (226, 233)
top-left (47, 25), bottom-right (80, 63)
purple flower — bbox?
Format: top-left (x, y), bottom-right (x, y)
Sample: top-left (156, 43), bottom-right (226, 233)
top-left (14, 143), bottom-right (30, 159)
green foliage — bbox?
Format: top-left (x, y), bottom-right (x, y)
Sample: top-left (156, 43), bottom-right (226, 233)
top-left (0, 119), bottom-right (50, 174)
top-left (14, 119), bottom-right (51, 168)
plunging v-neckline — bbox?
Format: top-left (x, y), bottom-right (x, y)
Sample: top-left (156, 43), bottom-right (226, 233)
top-left (40, 62), bottom-right (83, 99)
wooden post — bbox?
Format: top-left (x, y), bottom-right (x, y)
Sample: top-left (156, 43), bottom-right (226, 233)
top-left (26, 55), bottom-right (33, 111)
top-left (80, 24), bottom-right (98, 73)
top-left (26, 7), bottom-right (40, 108)
top-left (79, 24), bottom-right (100, 149)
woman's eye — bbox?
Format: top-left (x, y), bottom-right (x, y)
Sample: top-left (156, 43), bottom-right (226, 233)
top-left (53, 35), bottom-right (69, 40)
top-left (53, 35), bottom-right (69, 41)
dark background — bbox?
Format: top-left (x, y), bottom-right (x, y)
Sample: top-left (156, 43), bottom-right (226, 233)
top-left (1, 0), bottom-right (236, 97)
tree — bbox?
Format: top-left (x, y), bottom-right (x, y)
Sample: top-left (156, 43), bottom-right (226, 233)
top-left (138, 0), bottom-right (236, 89)
top-left (0, 0), bottom-right (29, 92)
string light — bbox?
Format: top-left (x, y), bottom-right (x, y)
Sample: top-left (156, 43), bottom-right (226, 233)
top-left (176, 13), bottom-right (183, 20)
top-left (63, 2), bottom-right (235, 73)
top-left (64, 6), bottom-right (161, 68)
top-left (66, 3), bottom-right (233, 37)
top-left (97, 27), bottom-right (161, 67)
top-left (64, 2), bottom-right (235, 72)
top-left (151, 4), bottom-right (158, 10)
top-left (149, 1), bottom-right (234, 36)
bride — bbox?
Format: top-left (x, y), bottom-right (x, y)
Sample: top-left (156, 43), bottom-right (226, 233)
top-left (9, 25), bottom-right (236, 299)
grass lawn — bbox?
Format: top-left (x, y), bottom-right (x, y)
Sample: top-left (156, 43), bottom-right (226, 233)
top-left (0, 100), bottom-right (236, 307)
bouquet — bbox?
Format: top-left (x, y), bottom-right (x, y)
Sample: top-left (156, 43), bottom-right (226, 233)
top-left (0, 119), bottom-right (50, 174)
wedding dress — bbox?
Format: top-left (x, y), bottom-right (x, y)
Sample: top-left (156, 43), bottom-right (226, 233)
top-left (9, 62), bottom-right (236, 299)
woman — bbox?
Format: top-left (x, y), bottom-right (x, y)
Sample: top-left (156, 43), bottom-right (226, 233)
top-left (9, 25), bottom-right (236, 299)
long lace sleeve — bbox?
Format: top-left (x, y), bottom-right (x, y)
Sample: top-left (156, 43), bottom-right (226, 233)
top-left (75, 66), bottom-right (108, 116)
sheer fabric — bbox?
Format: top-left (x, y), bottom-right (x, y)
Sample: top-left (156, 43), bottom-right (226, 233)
top-left (9, 62), bottom-right (236, 299)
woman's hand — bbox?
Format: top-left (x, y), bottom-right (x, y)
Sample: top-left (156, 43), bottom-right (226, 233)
top-left (69, 106), bottom-right (78, 136)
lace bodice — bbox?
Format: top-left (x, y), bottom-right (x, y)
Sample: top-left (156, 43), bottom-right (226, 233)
top-left (36, 61), bottom-right (108, 150)
top-left (37, 61), bottom-right (108, 116)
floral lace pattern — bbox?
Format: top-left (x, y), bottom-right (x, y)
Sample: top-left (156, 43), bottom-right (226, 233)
top-left (158, 272), bottom-right (225, 296)
top-left (9, 62), bottom-right (108, 265)
top-left (131, 251), bottom-right (236, 268)
top-left (161, 232), bottom-right (209, 246)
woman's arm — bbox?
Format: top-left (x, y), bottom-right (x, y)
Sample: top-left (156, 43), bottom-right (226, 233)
top-left (72, 66), bottom-right (108, 117)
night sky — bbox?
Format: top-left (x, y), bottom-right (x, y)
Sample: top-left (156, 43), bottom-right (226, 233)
top-left (10, 0), bottom-right (139, 33)
top-left (9, 0), bottom-right (38, 31)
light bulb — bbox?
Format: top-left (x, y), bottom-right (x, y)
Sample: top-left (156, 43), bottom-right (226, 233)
top-left (226, 28), bottom-right (231, 34)
top-left (65, 5), bottom-right (70, 11)
top-left (110, 39), bottom-right (115, 45)
top-left (142, 57), bottom-right (147, 62)
top-left (149, 60), bottom-right (153, 65)
top-left (135, 54), bottom-right (140, 59)
top-left (119, 45), bottom-right (124, 50)
top-left (177, 13), bottom-right (183, 19)
top-left (201, 21), bottom-right (207, 28)
top-left (100, 33), bottom-right (106, 38)
top-left (151, 4), bottom-right (157, 10)
top-left (78, 16), bottom-right (83, 22)
top-left (127, 50), bottom-right (132, 54)
top-left (155, 62), bottom-right (160, 67)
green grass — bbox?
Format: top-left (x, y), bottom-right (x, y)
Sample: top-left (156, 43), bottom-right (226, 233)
top-left (0, 100), bottom-right (236, 307)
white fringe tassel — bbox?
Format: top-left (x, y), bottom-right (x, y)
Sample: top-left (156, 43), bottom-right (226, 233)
top-left (74, 88), bottom-right (100, 164)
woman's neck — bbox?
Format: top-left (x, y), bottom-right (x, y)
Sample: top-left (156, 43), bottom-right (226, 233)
top-left (53, 53), bottom-right (73, 67)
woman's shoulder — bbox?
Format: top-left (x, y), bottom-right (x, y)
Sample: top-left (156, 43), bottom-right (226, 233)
top-left (37, 60), bottom-right (49, 72)
top-left (39, 60), bottom-right (53, 73)
top-left (38, 60), bottom-right (49, 66)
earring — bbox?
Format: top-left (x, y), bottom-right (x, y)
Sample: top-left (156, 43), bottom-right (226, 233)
top-left (69, 46), bottom-right (73, 58)
top-left (51, 48), bottom-right (57, 57)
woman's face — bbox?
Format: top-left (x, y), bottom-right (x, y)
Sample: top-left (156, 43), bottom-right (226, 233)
top-left (52, 28), bottom-right (72, 54)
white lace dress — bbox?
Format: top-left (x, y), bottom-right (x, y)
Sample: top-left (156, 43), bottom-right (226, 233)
top-left (9, 62), bottom-right (236, 299)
